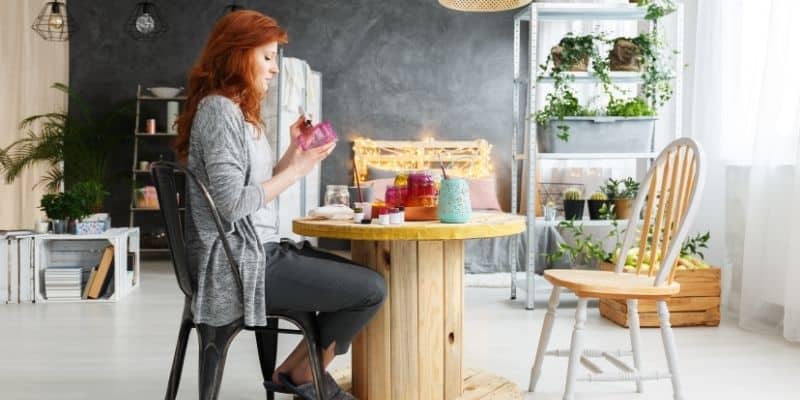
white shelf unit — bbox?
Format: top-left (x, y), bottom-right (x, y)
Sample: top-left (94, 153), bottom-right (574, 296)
top-left (130, 85), bottom-right (186, 252)
top-left (33, 228), bottom-right (140, 303)
top-left (510, 2), bottom-right (684, 309)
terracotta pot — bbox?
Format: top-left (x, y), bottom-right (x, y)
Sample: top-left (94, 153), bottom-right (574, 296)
top-left (614, 198), bottom-right (634, 219)
top-left (551, 46), bottom-right (589, 72)
top-left (608, 38), bottom-right (641, 72)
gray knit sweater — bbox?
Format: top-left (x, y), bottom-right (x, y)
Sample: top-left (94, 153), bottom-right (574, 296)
top-left (185, 95), bottom-right (268, 327)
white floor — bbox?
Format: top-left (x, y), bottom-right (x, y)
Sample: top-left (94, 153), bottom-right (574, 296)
top-left (1, 260), bottom-right (798, 399)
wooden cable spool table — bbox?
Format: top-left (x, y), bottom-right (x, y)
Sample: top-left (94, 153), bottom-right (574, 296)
top-left (293, 211), bottom-right (526, 400)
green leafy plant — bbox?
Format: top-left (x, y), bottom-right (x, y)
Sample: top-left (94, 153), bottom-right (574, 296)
top-left (70, 180), bottom-right (109, 213)
top-left (600, 178), bottom-right (622, 200)
top-left (39, 193), bottom-right (68, 221)
top-left (619, 177), bottom-right (640, 199)
top-left (39, 190), bottom-right (90, 221)
top-left (680, 231), bottom-right (710, 259)
top-left (606, 97), bottom-right (655, 117)
top-left (534, 33), bottom-right (608, 141)
top-left (638, 0), bottom-right (677, 23)
top-left (0, 83), bottom-right (132, 192)
top-left (546, 219), bottom-right (610, 266)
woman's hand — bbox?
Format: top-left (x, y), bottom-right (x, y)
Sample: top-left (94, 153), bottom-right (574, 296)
top-left (290, 141), bottom-right (336, 179)
top-left (289, 114), bottom-right (308, 150)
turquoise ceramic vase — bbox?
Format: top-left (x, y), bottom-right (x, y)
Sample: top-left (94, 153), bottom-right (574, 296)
top-left (437, 178), bottom-right (471, 223)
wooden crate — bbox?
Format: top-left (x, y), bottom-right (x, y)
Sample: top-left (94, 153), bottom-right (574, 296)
top-left (598, 263), bottom-right (721, 328)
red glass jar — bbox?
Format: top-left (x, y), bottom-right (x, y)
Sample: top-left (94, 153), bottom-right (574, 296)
top-left (407, 170), bottom-right (437, 207)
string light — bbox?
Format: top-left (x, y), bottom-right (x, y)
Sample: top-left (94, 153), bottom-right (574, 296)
top-left (353, 138), bottom-right (494, 182)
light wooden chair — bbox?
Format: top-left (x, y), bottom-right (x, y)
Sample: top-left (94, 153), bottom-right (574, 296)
top-left (528, 138), bottom-right (705, 400)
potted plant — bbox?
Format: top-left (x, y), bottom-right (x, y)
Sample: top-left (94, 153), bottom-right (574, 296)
top-left (0, 83), bottom-right (131, 192)
top-left (39, 193), bottom-right (68, 233)
top-left (562, 187), bottom-right (585, 220)
top-left (549, 34), bottom-right (595, 72)
top-left (71, 180), bottom-right (108, 213)
top-left (614, 177), bottom-right (640, 219)
top-left (587, 191), bottom-right (613, 220)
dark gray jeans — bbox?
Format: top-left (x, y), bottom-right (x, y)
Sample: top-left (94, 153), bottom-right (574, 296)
top-left (263, 240), bottom-right (386, 355)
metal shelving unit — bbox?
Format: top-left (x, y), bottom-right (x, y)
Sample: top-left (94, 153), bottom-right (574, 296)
top-left (510, 2), bottom-right (684, 309)
top-left (130, 84), bottom-right (186, 253)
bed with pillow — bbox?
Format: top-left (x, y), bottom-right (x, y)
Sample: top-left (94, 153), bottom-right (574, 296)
top-left (353, 138), bottom-right (544, 275)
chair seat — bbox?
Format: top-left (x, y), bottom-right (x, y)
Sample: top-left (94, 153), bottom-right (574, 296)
top-left (544, 269), bottom-right (680, 300)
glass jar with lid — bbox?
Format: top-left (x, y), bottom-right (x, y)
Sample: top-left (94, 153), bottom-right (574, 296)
top-left (324, 185), bottom-right (350, 206)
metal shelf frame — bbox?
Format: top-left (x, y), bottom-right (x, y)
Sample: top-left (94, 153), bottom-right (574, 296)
top-left (510, 2), bottom-right (684, 309)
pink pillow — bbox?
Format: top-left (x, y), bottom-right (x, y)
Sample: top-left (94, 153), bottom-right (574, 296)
top-left (362, 178), bottom-right (394, 201)
top-left (466, 176), bottom-right (502, 211)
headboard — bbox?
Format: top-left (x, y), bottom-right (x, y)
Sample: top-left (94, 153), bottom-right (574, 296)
top-left (352, 138), bottom-right (494, 182)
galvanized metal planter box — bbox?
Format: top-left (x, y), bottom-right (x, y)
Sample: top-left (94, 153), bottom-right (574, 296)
top-left (537, 116), bottom-right (656, 153)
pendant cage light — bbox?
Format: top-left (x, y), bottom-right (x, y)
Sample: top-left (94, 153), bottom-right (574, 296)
top-left (223, 0), bottom-right (247, 14)
top-left (124, 1), bottom-right (168, 41)
top-left (31, 1), bottom-right (77, 41)
top-left (438, 0), bottom-right (533, 12)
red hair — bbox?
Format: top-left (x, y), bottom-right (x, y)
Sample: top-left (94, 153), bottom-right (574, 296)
top-left (174, 10), bottom-right (288, 161)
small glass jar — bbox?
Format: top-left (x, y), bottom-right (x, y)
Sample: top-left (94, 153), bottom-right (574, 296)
top-left (352, 207), bottom-right (364, 223)
top-left (378, 209), bottom-right (391, 225)
top-left (324, 185), bottom-right (350, 206)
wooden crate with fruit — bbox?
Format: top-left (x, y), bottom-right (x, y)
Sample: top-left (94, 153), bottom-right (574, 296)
top-left (599, 249), bottom-right (720, 328)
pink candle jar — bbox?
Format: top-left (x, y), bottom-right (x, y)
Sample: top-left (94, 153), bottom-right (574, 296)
top-left (385, 185), bottom-right (402, 207)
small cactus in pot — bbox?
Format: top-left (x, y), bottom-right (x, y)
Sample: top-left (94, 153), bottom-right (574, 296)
top-left (588, 191), bottom-right (614, 220)
top-left (562, 187), bottom-right (585, 220)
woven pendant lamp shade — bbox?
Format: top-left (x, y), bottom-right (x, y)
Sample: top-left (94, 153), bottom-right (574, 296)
top-left (438, 0), bottom-right (532, 12)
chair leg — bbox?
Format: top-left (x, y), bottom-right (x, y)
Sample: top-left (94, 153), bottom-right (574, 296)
top-left (164, 318), bottom-right (193, 400)
top-left (627, 299), bottom-right (644, 393)
top-left (563, 298), bottom-right (588, 400)
top-left (197, 323), bottom-right (242, 400)
top-left (302, 332), bottom-right (328, 400)
top-left (657, 300), bottom-right (685, 400)
top-left (529, 285), bottom-right (562, 391)
top-left (255, 318), bottom-right (279, 400)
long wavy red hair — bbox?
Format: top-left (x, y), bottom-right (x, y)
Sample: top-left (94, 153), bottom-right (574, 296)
top-left (174, 11), bottom-right (288, 161)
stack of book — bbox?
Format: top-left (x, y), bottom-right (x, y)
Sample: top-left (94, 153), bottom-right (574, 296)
top-left (44, 268), bottom-right (83, 300)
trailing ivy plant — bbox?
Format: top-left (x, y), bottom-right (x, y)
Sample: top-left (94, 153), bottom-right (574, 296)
top-left (535, 33), bottom-right (610, 141)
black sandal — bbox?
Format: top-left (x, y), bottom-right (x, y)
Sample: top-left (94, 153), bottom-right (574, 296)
top-left (277, 372), bottom-right (356, 400)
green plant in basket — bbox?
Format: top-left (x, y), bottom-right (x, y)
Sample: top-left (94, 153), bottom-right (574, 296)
top-left (607, 97), bottom-right (655, 117)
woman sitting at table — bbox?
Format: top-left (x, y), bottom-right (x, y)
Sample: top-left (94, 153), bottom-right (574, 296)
top-left (174, 10), bottom-right (386, 400)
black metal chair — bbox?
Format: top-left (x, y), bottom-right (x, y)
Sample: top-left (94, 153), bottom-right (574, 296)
top-left (150, 161), bottom-right (328, 400)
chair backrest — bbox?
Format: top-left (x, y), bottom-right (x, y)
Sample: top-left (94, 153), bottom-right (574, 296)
top-left (614, 138), bottom-right (706, 286)
top-left (151, 161), bottom-right (244, 298)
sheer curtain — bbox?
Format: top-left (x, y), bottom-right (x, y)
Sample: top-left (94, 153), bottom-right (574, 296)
top-left (0, 0), bottom-right (69, 230)
top-left (686, 0), bottom-right (800, 342)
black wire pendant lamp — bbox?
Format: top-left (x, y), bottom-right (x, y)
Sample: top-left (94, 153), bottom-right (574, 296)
top-left (31, 1), bottom-right (77, 41)
top-left (223, 0), bottom-right (247, 14)
top-left (124, 1), bottom-right (168, 41)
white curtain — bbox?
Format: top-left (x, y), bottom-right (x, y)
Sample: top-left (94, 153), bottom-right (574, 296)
top-left (0, 1), bottom-right (69, 230)
top-left (686, 0), bottom-right (800, 342)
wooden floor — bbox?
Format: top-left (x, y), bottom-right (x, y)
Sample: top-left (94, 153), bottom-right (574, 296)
top-left (0, 259), bottom-right (798, 399)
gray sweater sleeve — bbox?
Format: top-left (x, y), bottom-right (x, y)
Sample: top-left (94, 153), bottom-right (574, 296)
top-left (194, 96), bottom-right (266, 222)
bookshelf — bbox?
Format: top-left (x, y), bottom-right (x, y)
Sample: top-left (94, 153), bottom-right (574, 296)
top-left (33, 228), bottom-right (140, 303)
